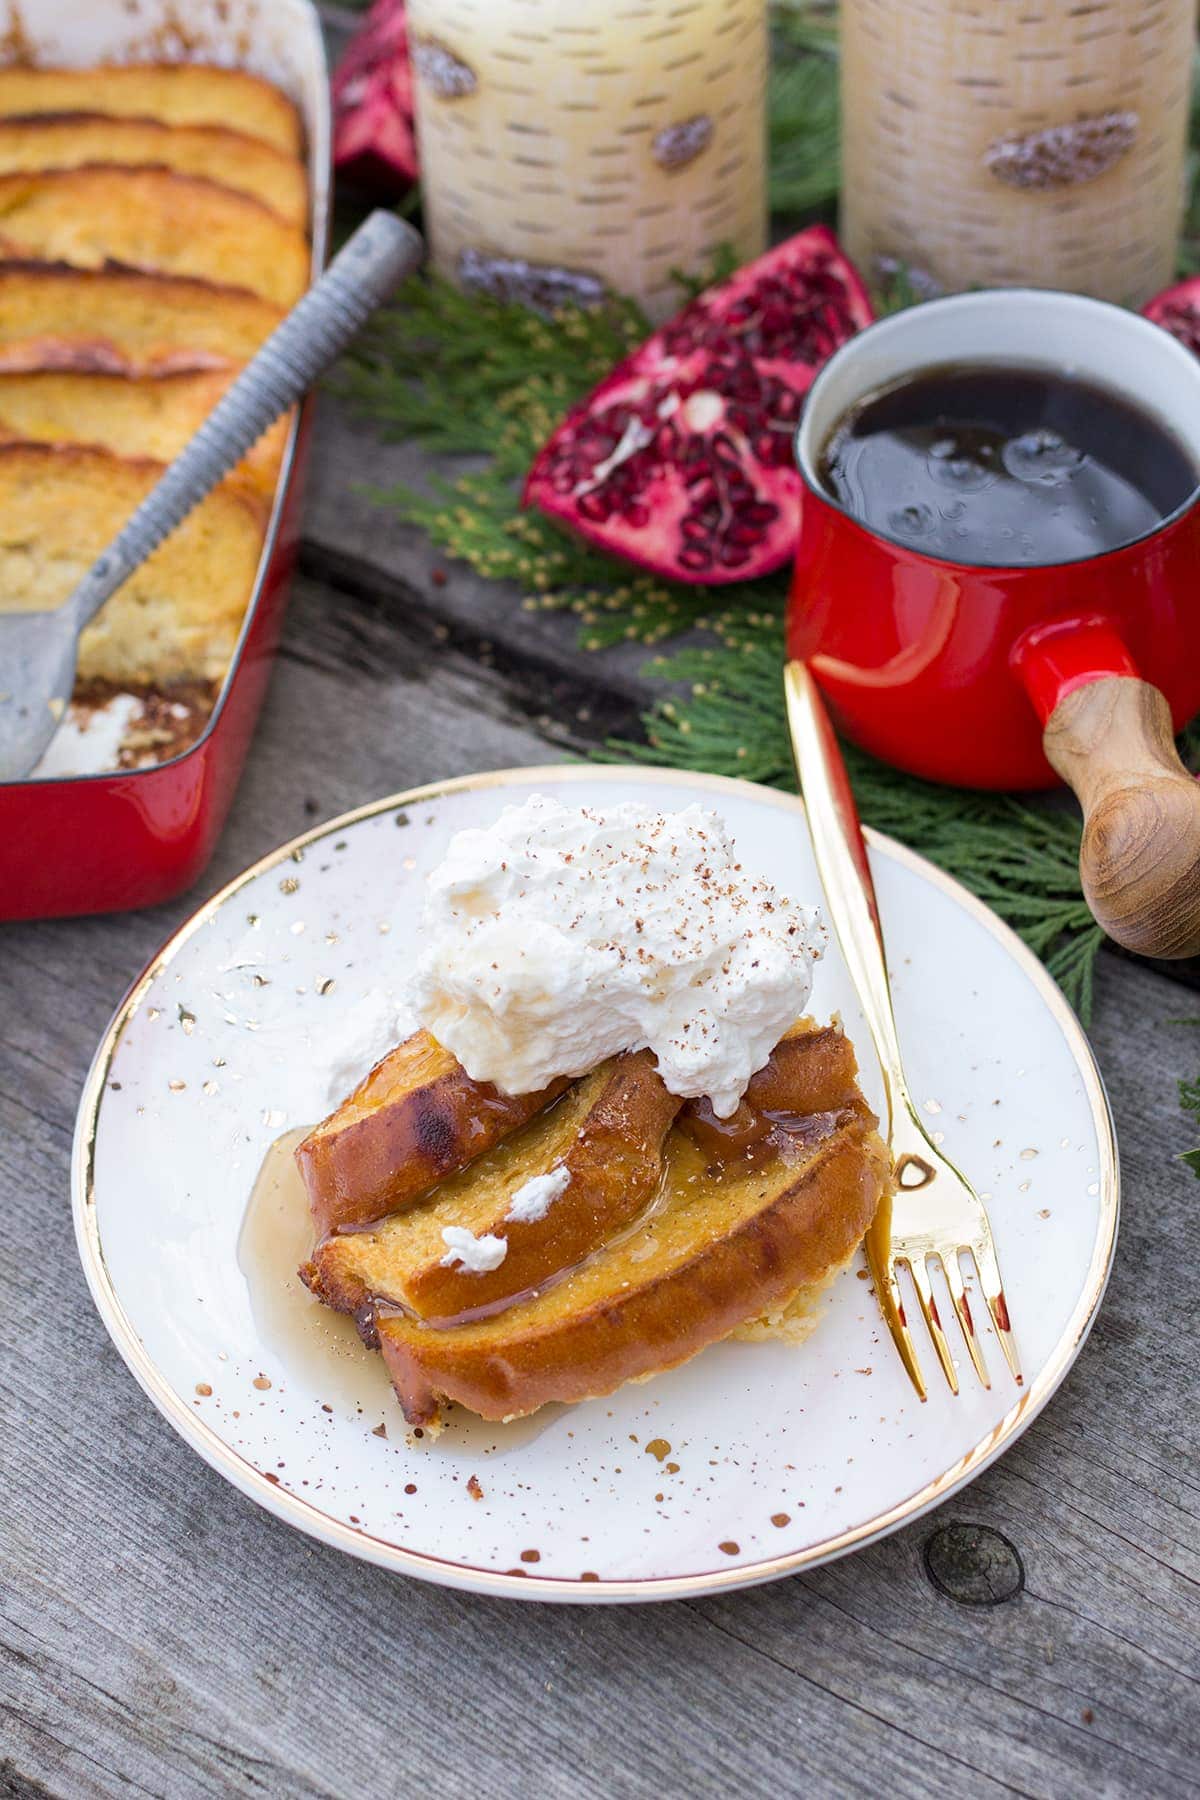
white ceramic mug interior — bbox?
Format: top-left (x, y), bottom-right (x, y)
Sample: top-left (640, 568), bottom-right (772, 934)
top-left (796, 288), bottom-right (1200, 514)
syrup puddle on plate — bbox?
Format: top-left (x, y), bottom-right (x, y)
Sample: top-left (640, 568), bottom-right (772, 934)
top-left (238, 1129), bottom-right (561, 1456)
top-left (237, 1127), bottom-right (395, 1417)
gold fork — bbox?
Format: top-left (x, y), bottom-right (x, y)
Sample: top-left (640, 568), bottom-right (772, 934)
top-left (785, 661), bottom-right (1022, 1400)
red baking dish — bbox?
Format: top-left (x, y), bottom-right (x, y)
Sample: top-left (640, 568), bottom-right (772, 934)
top-left (0, 0), bottom-right (330, 920)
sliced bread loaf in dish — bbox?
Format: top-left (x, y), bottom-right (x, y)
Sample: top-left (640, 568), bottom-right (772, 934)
top-left (0, 63), bottom-right (303, 156)
top-left (0, 113), bottom-right (307, 225)
top-left (0, 442), bottom-right (266, 683)
top-left (0, 368), bottom-right (289, 496)
top-left (0, 167), bottom-right (309, 305)
top-left (0, 263), bottom-right (284, 374)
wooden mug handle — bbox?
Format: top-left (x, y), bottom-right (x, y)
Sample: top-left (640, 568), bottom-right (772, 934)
top-left (1043, 677), bottom-right (1200, 960)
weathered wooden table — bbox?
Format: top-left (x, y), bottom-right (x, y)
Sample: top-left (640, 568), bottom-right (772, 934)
top-left (3, 372), bottom-right (1199, 1799)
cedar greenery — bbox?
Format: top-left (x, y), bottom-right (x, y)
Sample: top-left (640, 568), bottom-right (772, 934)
top-left (340, 1), bottom-right (1200, 1152)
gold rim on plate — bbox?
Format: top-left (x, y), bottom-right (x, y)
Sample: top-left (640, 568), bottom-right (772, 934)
top-left (73, 765), bottom-right (1120, 1602)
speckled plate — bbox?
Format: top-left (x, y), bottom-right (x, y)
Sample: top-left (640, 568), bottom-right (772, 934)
top-left (73, 767), bottom-right (1118, 1602)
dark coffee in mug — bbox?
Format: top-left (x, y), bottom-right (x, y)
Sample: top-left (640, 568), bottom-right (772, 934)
top-left (817, 364), bottom-right (1198, 566)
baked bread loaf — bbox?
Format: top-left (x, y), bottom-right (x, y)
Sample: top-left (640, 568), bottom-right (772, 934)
top-left (0, 442), bottom-right (266, 683)
top-left (303, 1050), bottom-right (683, 1325)
top-left (303, 1022), bottom-right (889, 1424)
top-left (0, 368), bottom-right (289, 496)
top-left (0, 63), bottom-right (302, 156)
top-left (0, 114), bottom-right (307, 225)
top-left (297, 1029), bottom-right (571, 1239)
top-left (0, 167), bottom-right (308, 305)
top-left (0, 264), bottom-right (283, 374)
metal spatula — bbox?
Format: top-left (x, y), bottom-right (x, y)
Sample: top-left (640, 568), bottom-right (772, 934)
top-left (0, 209), bottom-right (423, 783)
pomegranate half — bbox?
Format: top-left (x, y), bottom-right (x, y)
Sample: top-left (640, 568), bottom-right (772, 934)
top-left (1143, 275), bottom-right (1200, 357)
top-left (332, 0), bottom-right (418, 195)
top-left (523, 227), bottom-right (873, 583)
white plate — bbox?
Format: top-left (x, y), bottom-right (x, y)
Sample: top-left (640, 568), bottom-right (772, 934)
top-left (74, 767), bottom-right (1118, 1602)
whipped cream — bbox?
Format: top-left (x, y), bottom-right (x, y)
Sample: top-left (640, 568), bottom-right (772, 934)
top-left (506, 1164), bottom-right (571, 1224)
top-left (321, 990), bottom-right (416, 1107)
top-left (410, 795), bottom-right (823, 1117)
top-left (31, 692), bottom-right (142, 779)
top-left (440, 1225), bottom-right (507, 1272)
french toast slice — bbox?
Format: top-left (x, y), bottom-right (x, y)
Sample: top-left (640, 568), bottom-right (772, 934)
top-left (0, 369), bottom-right (289, 496)
top-left (379, 1104), bottom-right (888, 1424)
top-left (303, 1051), bottom-right (682, 1324)
top-left (0, 263), bottom-right (283, 375)
top-left (305, 1021), bottom-right (887, 1424)
top-left (0, 114), bottom-right (307, 225)
top-left (295, 1030), bottom-right (572, 1239)
top-left (0, 167), bottom-right (309, 306)
top-left (0, 442), bottom-right (266, 683)
top-left (0, 64), bottom-right (303, 156)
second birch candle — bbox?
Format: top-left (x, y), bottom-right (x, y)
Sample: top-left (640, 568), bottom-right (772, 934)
top-left (840, 0), bottom-right (1194, 307)
top-left (407, 0), bottom-right (768, 322)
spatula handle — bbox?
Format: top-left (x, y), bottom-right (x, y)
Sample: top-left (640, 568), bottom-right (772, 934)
top-left (64, 210), bottom-right (424, 632)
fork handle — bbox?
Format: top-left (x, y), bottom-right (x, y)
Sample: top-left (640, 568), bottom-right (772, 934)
top-left (63, 210), bottom-right (424, 633)
top-left (784, 660), bottom-right (908, 1135)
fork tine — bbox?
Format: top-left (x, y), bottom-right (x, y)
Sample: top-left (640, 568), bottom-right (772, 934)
top-left (864, 1208), bottom-right (926, 1402)
top-left (939, 1251), bottom-right (990, 1390)
top-left (969, 1233), bottom-right (1023, 1385)
top-left (906, 1255), bottom-right (959, 1395)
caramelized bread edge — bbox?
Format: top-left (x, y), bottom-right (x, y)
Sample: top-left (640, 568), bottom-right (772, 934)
top-left (296, 1031), bottom-right (572, 1239)
top-left (379, 1117), bottom-right (891, 1424)
top-left (307, 1051), bottom-right (683, 1324)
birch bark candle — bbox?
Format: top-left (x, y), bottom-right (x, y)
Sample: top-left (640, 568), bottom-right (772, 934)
top-left (406, 0), bottom-right (768, 322)
top-left (840, 0), bottom-right (1194, 307)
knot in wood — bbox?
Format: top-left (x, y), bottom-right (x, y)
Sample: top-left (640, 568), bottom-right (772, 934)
top-left (923, 1521), bottom-right (1024, 1606)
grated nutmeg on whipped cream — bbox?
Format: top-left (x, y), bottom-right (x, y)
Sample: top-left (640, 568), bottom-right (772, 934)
top-left (410, 794), bottom-right (824, 1118)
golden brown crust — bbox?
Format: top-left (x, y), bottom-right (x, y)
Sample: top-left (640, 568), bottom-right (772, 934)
top-left (378, 1124), bottom-right (889, 1423)
top-left (0, 261), bottom-right (283, 374)
top-left (0, 64), bottom-right (303, 157)
top-left (295, 1029), bottom-right (571, 1239)
top-left (0, 113), bottom-right (307, 225)
top-left (0, 441), bottom-right (266, 683)
top-left (0, 367), bottom-right (288, 495)
top-left (304, 1051), bottom-right (683, 1324)
top-left (0, 166), bottom-right (309, 306)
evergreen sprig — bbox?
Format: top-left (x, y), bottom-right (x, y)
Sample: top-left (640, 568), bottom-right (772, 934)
top-left (337, 6), bottom-right (1200, 1030)
top-left (1181, 1072), bottom-right (1200, 1177)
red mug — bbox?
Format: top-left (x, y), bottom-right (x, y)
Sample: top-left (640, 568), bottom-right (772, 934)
top-left (787, 289), bottom-right (1200, 960)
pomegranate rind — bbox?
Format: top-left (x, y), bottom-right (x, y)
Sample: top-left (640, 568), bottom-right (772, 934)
top-left (523, 226), bottom-right (873, 584)
top-left (332, 0), bottom-right (418, 195)
top-left (1143, 276), bottom-right (1200, 358)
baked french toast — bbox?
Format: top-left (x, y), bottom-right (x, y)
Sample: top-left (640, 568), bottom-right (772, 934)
top-left (0, 442), bottom-right (266, 683)
top-left (296, 1029), bottom-right (572, 1238)
top-left (0, 264), bottom-right (284, 375)
top-left (0, 63), bottom-right (303, 156)
top-left (0, 167), bottom-right (309, 306)
top-left (302, 1021), bottom-right (888, 1425)
top-left (0, 115), bottom-right (307, 226)
top-left (0, 368), bottom-right (289, 496)
top-left (303, 1050), bottom-right (683, 1324)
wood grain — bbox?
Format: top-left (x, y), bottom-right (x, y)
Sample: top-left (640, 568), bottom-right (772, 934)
top-left (3, 336), bottom-right (1200, 1800)
top-left (1044, 676), bottom-right (1200, 960)
top-left (2, 534), bottom-right (1199, 1797)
